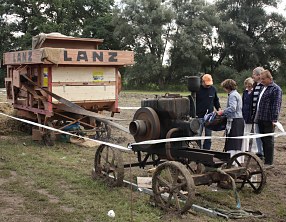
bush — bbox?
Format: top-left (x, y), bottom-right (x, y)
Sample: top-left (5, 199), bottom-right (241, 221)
top-left (213, 65), bottom-right (237, 85)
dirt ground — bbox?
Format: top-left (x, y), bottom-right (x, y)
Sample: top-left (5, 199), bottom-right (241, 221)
top-left (1, 90), bottom-right (286, 221)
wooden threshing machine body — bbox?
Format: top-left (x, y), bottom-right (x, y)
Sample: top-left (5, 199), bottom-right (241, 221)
top-left (3, 34), bottom-right (134, 142)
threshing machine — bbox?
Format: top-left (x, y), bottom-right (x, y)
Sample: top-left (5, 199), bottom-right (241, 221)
top-left (3, 33), bottom-right (134, 144)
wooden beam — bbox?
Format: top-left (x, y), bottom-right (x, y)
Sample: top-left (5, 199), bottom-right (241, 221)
top-left (4, 48), bottom-right (134, 66)
top-left (3, 49), bottom-right (43, 65)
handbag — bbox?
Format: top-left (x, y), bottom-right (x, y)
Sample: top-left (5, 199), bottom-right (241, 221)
top-left (204, 112), bottom-right (227, 131)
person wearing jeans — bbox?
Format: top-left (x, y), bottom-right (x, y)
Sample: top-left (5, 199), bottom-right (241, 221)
top-left (197, 117), bottom-right (212, 149)
top-left (195, 74), bottom-right (221, 150)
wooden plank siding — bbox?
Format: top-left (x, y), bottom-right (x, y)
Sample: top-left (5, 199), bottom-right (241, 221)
top-left (51, 67), bottom-right (117, 103)
top-left (4, 48), bottom-right (134, 66)
top-left (52, 85), bottom-right (116, 103)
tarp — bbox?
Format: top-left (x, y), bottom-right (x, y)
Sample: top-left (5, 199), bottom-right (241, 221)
top-left (32, 32), bottom-right (69, 49)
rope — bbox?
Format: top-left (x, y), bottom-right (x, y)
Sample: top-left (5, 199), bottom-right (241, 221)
top-left (213, 208), bottom-right (265, 219)
top-left (216, 168), bottom-right (241, 209)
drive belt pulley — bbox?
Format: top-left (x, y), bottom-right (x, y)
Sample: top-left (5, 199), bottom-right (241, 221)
top-left (129, 107), bottom-right (160, 148)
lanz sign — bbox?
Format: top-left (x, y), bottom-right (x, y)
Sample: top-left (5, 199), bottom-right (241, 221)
top-left (12, 51), bottom-right (33, 63)
top-left (3, 49), bottom-right (134, 65)
top-left (63, 50), bottom-right (118, 62)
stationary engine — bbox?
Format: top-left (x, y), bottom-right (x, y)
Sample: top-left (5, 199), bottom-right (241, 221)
top-left (129, 76), bottom-right (201, 156)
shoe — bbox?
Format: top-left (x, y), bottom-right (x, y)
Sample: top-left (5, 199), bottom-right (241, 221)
top-left (264, 164), bottom-right (274, 169)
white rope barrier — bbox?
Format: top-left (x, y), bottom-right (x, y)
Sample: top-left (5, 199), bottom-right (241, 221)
top-left (1, 111), bottom-right (285, 150)
top-left (119, 106), bottom-right (140, 110)
top-left (0, 112), bottom-right (131, 152)
top-left (131, 131), bottom-right (286, 146)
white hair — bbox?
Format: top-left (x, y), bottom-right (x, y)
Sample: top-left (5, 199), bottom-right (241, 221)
top-left (253, 67), bottom-right (264, 75)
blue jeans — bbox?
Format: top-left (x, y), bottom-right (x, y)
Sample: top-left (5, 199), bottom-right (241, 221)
top-left (197, 118), bottom-right (212, 150)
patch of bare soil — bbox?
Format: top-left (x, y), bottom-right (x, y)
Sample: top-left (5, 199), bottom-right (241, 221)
top-left (0, 170), bottom-right (44, 222)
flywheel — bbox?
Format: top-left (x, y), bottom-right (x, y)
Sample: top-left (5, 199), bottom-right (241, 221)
top-left (129, 107), bottom-right (160, 145)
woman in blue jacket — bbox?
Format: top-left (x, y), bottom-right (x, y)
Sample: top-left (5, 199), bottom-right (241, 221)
top-left (218, 79), bottom-right (244, 157)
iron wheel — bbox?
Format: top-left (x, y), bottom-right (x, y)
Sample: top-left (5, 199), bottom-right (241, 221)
top-left (226, 152), bottom-right (266, 193)
top-left (92, 144), bottom-right (124, 186)
top-left (152, 161), bottom-right (195, 213)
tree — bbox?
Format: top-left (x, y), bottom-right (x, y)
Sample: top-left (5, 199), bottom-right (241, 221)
top-left (113, 0), bottom-right (173, 88)
top-left (0, 0), bottom-right (118, 87)
top-left (80, 0), bottom-right (120, 49)
top-left (0, 0), bottom-right (116, 51)
top-left (214, 0), bottom-right (286, 75)
top-left (167, 0), bottom-right (216, 82)
top-left (0, 1), bottom-right (18, 86)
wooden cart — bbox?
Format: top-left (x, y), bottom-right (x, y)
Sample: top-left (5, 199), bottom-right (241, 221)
top-left (3, 33), bottom-right (134, 144)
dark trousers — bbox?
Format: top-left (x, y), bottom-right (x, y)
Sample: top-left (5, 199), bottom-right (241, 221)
top-left (258, 120), bottom-right (274, 165)
top-left (224, 118), bottom-right (244, 152)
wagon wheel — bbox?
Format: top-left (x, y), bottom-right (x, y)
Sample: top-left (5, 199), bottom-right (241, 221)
top-left (92, 144), bottom-right (124, 186)
top-left (42, 121), bottom-right (56, 146)
top-left (152, 161), bottom-right (195, 213)
top-left (226, 152), bottom-right (266, 193)
top-left (96, 121), bottom-right (111, 140)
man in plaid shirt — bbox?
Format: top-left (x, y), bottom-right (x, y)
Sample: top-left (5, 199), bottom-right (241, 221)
top-left (255, 70), bottom-right (282, 166)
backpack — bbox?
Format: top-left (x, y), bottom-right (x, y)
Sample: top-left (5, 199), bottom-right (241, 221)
top-left (204, 112), bottom-right (227, 131)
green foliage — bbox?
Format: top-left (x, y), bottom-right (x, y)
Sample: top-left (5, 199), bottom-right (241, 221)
top-left (215, 0), bottom-right (286, 73)
top-left (1, 0), bottom-right (286, 89)
top-left (213, 65), bottom-right (237, 85)
top-left (0, 0), bottom-right (118, 86)
top-left (0, 0), bottom-right (117, 50)
top-left (168, 0), bottom-right (212, 79)
top-left (113, 0), bottom-right (173, 86)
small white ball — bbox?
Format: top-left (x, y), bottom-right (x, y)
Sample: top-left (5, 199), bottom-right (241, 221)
top-left (107, 210), bottom-right (115, 218)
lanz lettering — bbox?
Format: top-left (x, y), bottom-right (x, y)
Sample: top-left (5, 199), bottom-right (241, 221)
top-left (13, 51), bottom-right (32, 63)
top-left (64, 50), bottom-right (118, 62)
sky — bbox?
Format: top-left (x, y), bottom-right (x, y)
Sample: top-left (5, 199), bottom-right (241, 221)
top-left (204, 0), bottom-right (286, 15)
top-left (266, 0), bottom-right (286, 15)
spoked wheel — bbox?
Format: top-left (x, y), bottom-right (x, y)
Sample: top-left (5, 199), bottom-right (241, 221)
top-left (226, 152), bottom-right (266, 193)
top-left (92, 144), bottom-right (124, 186)
top-left (152, 161), bottom-right (195, 213)
top-left (96, 121), bottom-right (111, 140)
